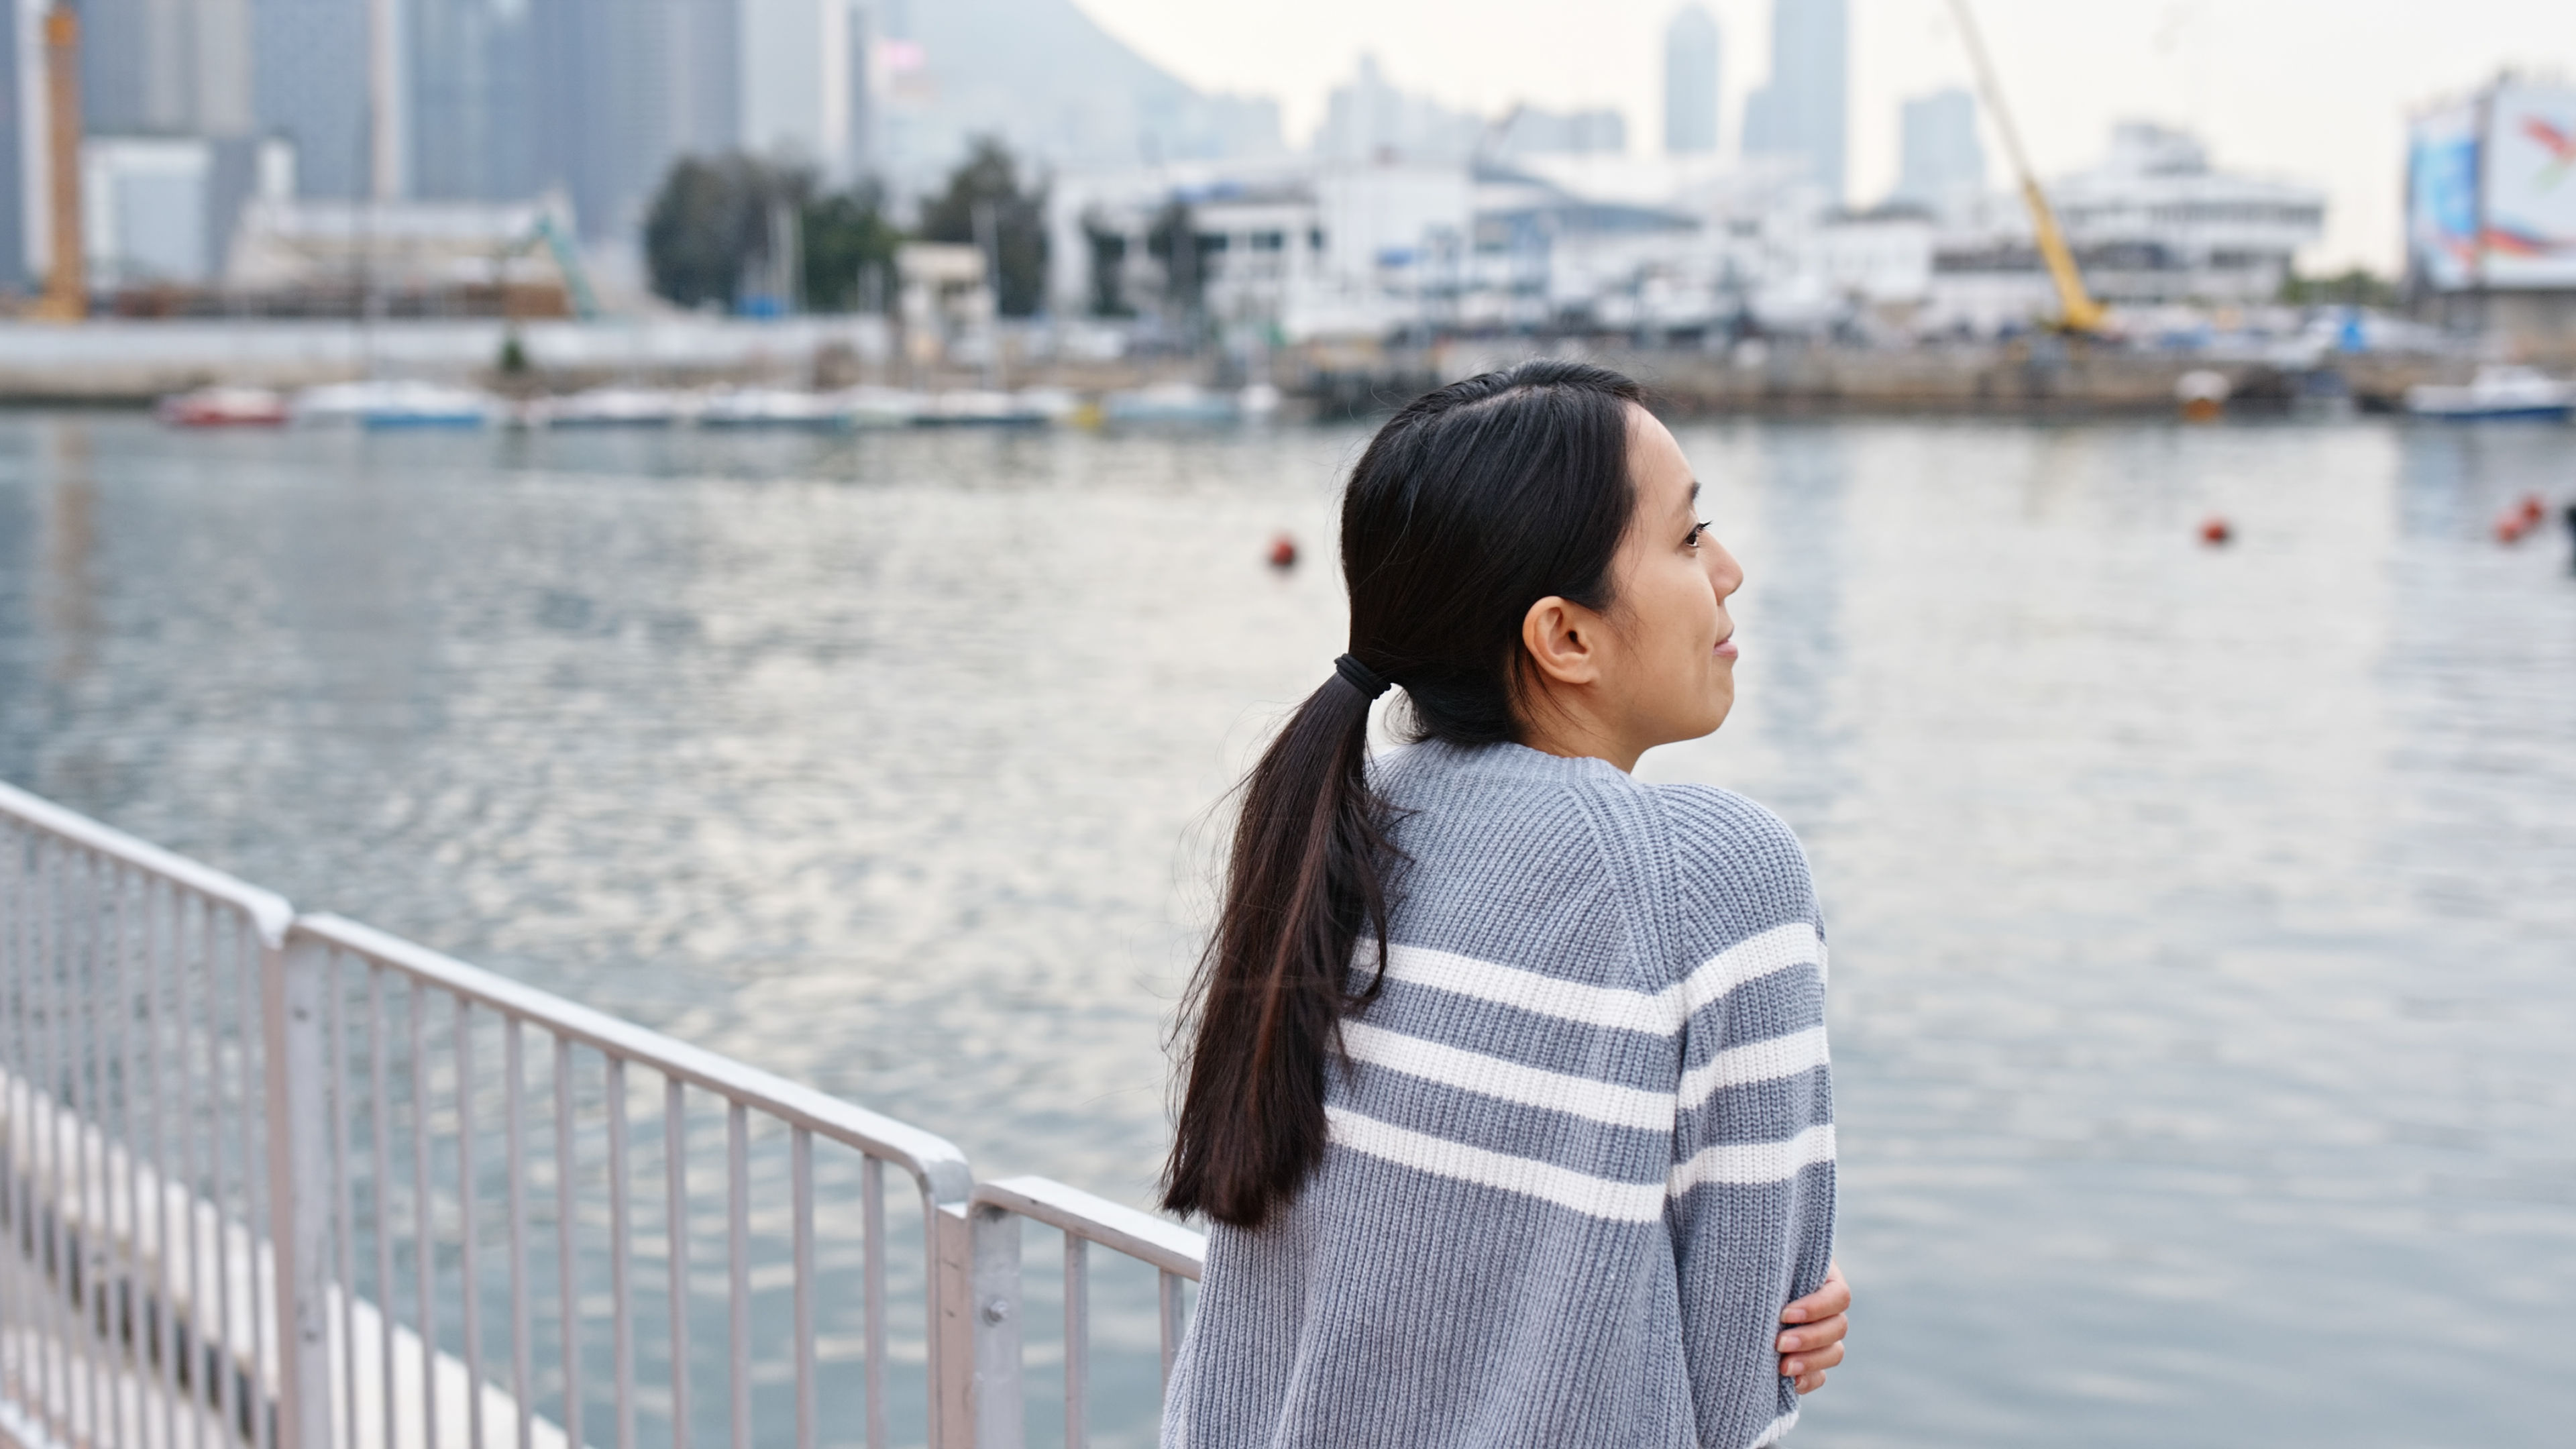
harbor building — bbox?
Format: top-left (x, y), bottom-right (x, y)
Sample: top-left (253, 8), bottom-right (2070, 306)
top-left (1741, 0), bottom-right (1848, 204)
top-left (1663, 5), bottom-right (1720, 156)
top-left (1926, 121), bottom-right (2324, 331)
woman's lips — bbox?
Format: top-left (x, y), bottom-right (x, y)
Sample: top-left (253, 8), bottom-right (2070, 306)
top-left (1715, 635), bottom-right (1739, 659)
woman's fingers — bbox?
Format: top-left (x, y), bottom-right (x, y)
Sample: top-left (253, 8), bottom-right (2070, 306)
top-left (1782, 1330), bottom-right (1844, 1371)
top-left (1776, 1309), bottom-right (1847, 1357)
top-left (1779, 1262), bottom-right (1851, 1324)
top-left (1780, 1263), bottom-right (1851, 1392)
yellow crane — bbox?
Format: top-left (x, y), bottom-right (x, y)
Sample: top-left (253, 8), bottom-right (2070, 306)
top-left (1945, 0), bottom-right (2106, 335)
top-left (30, 4), bottom-right (85, 322)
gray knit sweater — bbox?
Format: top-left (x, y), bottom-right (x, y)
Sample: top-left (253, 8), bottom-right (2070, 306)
top-left (1163, 740), bottom-right (1836, 1449)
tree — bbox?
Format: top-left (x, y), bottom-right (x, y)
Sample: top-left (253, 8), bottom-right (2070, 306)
top-left (1081, 207), bottom-right (1131, 317)
top-left (802, 180), bottom-right (904, 313)
top-left (917, 136), bottom-right (1050, 316)
top-left (2279, 266), bottom-right (2397, 309)
top-left (644, 154), bottom-right (810, 311)
top-left (1145, 199), bottom-right (1216, 325)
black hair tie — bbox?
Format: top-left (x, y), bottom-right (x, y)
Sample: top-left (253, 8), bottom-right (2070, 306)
top-left (1334, 653), bottom-right (1392, 700)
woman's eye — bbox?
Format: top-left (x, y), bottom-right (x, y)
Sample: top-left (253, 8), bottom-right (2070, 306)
top-left (1684, 521), bottom-right (1710, 548)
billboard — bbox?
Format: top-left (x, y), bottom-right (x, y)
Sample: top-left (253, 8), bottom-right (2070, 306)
top-left (2406, 101), bottom-right (2480, 290)
top-left (2481, 82), bottom-right (2576, 288)
top-left (2408, 80), bottom-right (2576, 291)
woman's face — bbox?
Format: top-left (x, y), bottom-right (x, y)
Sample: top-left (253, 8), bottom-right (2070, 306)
top-left (1601, 407), bottom-right (1743, 749)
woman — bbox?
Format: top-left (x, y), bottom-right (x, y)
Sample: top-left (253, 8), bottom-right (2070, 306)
top-left (1162, 361), bottom-right (1848, 1448)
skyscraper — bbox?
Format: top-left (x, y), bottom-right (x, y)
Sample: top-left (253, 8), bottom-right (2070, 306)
top-left (0, 0), bottom-right (23, 285)
top-left (1893, 87), bottom-right (1984, 218)
top-left (78, 0), bottom-right (253, 136)
top-left (1740, 0), bottom-right (1847, 201)
top-left (252, 0), bottom-right (372, 197)
top-left (409, 0), bottom-right (534, 201)
top-left (1662, 5), bottom-right (1719, 156)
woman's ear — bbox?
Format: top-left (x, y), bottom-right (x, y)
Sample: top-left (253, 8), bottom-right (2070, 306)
top-left (1521, 595), bottom-right (1603, 686)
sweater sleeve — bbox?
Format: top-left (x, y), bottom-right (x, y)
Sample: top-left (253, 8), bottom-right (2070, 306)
top-left (1654, 786), bottom-right (1837, 1449)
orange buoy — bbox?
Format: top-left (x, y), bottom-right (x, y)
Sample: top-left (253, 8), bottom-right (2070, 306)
top-left (1267, 533), bottom-right (1299, 570)
top-left (2199, 517), bottom-right (2232, 546)
top-left (2497, 513), bottom-right (2530, 545)
top-left (2518, 494), bottom-right (2545, 527)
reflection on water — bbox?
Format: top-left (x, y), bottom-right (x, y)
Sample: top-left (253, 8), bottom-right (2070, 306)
top-left (0, 415), bottom-right (2570, 1448)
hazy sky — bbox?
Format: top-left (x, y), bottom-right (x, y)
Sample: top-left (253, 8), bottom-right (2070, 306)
top-left (1075, 0), bottom-right (2575, 272)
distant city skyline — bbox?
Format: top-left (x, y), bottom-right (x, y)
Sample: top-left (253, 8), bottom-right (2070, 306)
top-left (1075, 0), bottom-right (2576, 271)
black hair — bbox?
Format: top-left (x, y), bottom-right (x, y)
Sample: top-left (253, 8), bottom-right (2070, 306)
top-left (1161, 360), bottom-right (1646, 1228)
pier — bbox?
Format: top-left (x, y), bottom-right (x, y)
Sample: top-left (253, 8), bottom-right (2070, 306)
top-left (0, 778), bottom-right (1194, 1449)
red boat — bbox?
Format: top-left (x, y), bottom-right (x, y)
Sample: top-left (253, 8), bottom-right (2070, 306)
top-left (156, 386), bottom-right (291, 427)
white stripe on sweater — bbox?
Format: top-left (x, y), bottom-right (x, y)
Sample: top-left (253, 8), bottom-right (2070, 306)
top-left (1667, 1123), bottom-right (1837, 1195)
top-left (1678, 1024), bottom-right (1831, 1109)
top-left (1340, 1020), bottom-right (1676, 1130)
top-left (1326, 1106), bottom-right (1670, 1222)
top-left (1375, 922), bottom-right (1825, 1035)
top-left (1749, 1409), bottom-right (1801, 1448)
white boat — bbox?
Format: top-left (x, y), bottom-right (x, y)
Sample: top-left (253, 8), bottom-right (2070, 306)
top-left (1101, 382), bottom-right (1283, 424)
top-left (835, 386), bottom-right (926, 429)
top-left (913, 389), bottom-right (1055, 427)
top-left (523, 387), bottom-right (696, 428)
top-left (294, 380), bottom-right (496, 429)
top-left (2404, 365), bottom-right (2575, 421)
top-left (698, 388), bottom-right (853, 429)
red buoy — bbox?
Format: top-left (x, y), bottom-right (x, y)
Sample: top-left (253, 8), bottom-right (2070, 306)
top-left (2199, 517), bottom-right (2232, 546)
top-left (1267, 533), bottom-right (1299, 570)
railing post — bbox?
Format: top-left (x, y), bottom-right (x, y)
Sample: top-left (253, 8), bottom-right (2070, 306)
top-left (928, 1199), bottom-right (975, 1449)
top-left (969, 1202), bottom-right (1024, 1449)
top-left (262, 932), bottom-right (333, 1449)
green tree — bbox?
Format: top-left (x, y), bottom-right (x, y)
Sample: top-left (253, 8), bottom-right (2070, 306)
top-left (1081, 208), bottom-right (1132, 318)
top-left (2279, 266), bottom-right (2397, 309)
top-left (644, 154), bottom-right (810, 311)
top-left (801, 180), bottom-right (904, 313)
top-left (1144, 198), bottom-right (1214, 323)
top-left (917, 136), bottom-right (1050, 316)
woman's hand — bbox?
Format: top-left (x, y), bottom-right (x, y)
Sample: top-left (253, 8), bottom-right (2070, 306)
top-left (1776, 1263), bottom-right (1849, 1393)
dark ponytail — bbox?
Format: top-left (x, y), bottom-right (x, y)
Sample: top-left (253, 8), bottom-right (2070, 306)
top-left (1162, 360), bottom-right (1646, 1228)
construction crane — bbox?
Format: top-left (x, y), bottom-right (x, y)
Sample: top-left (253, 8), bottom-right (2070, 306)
top-left (1945, 0), bottom-right (2107, 335)
top-left (30, 4), bottom-right (84, 322)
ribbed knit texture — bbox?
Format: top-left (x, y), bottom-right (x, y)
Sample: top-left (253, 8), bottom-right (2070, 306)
top-left (1164, 740), bottom-right (1835, 1449)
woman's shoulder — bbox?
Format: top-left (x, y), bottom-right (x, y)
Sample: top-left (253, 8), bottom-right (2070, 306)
top-left (1644, 782), bottom-right (1809, 878)
top-left (1642, 782), bottom-right (1824, 973)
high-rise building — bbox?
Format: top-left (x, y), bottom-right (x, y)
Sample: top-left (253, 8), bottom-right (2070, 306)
top-left (77, 0), bottom-right (253, 136)
top-left (1741, 0), bottom-right (1847, 202)
top-left (1662, 5), bottom-right (1719, 156)
top-left (253, 0), bottom-right (372, 197)
top-left (1892, 87), bottom-right (1983, 218)
top-left (409, 0), bottom-right (533, 201)
top-left (0, 0), bottom-right (24, 286)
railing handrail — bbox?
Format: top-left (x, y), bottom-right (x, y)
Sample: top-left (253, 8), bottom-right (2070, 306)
top-left (0, 777), bottom-right (294, 947)
top-left (971, 1177), bottom-right (1202, 1281)
top-left (292, 911), bottom-right (976, 1202)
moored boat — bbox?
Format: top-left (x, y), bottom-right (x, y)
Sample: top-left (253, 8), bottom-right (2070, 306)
top-left (294, 380), bottom-right (496, 429)
top-left (156, 386), bottom-right (290, 428)
top-left (2404, 365), bottom-right (2575, 421)
top-left (523, 387), bottom-right (696, 428)
top-left (698, 388), bottom-right (852, 429)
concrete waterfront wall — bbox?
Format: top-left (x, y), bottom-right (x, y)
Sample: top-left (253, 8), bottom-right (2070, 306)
top-left (0, 317), bottom-right (901, 400)
top-left (0, 317), bottom-right (2469, 414)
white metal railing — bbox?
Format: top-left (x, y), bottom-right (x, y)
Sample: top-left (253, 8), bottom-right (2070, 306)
top-left (0, 780), bottom-right (1201, 1449)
